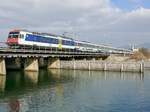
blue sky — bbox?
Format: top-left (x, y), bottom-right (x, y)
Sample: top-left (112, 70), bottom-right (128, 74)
top-left (112, 0), bottom-right (150, 10)
top-left (0, 0), bottom-right (150, 47)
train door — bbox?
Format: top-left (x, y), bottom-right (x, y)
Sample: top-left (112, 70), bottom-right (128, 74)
top-left (58, 37), bottom-right (62, 50)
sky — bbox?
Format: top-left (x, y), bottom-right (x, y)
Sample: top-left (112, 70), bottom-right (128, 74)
top-left (0, 0), bottom-right (150, 47)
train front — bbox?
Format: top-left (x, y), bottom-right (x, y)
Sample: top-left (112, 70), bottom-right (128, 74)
top-left (7, 30), bottom-right (20, 47)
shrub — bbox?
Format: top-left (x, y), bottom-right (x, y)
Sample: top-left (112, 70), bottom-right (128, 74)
top-left (138, 48), bottom-right (150, 59)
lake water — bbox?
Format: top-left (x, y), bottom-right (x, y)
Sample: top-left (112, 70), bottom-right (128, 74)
top-left (0, 69), bottom-right (150, 112)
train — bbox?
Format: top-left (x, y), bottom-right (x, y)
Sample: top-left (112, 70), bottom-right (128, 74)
top-left (6, 29), bottom-right (132, 54)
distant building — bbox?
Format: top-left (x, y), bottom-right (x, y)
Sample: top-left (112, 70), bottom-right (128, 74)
top-left (131, 45), bottom-right (139, 52)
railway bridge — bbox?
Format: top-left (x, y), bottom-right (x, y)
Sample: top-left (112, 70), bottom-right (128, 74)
top-left (0, 42), bottom-right (133, 75)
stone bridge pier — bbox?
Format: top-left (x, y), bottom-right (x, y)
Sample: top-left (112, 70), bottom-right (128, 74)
top-left (24, 57), bottom-right (39, 72)
top-left (48, 58), bottom-right (60, 69)
top-left (0, 58), bottom-right (6, 75)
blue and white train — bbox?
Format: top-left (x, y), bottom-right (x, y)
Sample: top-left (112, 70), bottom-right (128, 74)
top-left (7, 29), bottom-right (132, 54)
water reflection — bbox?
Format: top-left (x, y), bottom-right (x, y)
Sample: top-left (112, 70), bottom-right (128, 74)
top-left (0, 69), bottom-right (148, 112)
top-left (120, 72), bottom-right (144, 80)
top-left (0, 75), bottom-right (6, 92)
top-left (48, 69), bottom-right (61, 79)
top-left (8, 97), bottom-right (20, 112)
top-left (103, 71), bottom-right (144, 81)
top-left (5, 71), bottom-right (23, 92)
top-left (24, 71), bottom-right (39, 85)
top-left (67, 70), bottom-right (144, 81)
top-left (2, 70), bottom-right (144, 94)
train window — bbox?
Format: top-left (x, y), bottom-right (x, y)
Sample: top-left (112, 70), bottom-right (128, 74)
top-left (8, 35), bottom-right (12, 38)
top-left (15, 35), bottom-right (18, 38)
top-left (8, 32), bottom-right (19, 38)
top-left (68, 41), bottom-right (71, 45)
top-left (56, 39), bottom-right (58, 44)
top-left (41, 36), bottom-right (44, 42)
top-left (41, 36), bottom-right (46, 43)
top-left (53, 38), bottom-right (55, 43)
top-left (62, 40), bottom-right (65, 45)
top-left (66, 40), bottom-right (70, 45)
top-left (52, 38), bottom-right (54, 43)
top-left (33, 35), bottom-right (37, 41)
top-left (68, 41), bottom-right (72, 45)
top-left (20, 34), bottom-right (24, 39)
top-left (71, 41), bottom-right (74, 46)
top-left (62, 40), bottom-right (72, 45)
top-left (50, 38), bottom-right (58, 44)
top-left (38, 36), bottom-right (42, 42)
top-left (8, 34), bottom-right (17, 38)
top-left (66, 40), bottom-right (69, 45)
top-left (49, 38), bottom-right (52, 43)
top-left (50, 38), bottom-right (52, 43)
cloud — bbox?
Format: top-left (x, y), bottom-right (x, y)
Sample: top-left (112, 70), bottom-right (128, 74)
top-left (0, 0), bottom-right (150, 46)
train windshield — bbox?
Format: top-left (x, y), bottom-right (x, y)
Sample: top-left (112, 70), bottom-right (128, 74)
top-left (8, 32), bottom-right (19, 38)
